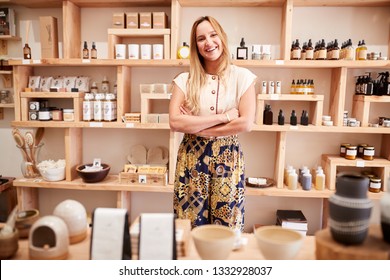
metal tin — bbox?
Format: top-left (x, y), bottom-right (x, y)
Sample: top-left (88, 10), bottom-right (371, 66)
top-left (29, 111), bottom-right (38, 121)
top-left (29, 101), bottom-right (40, 111)
top-left (345, 145), bottom-right (357, 160)
top-left (369, 177), bottom-right (381, 193)
top-left (363, 146), bottom-right (375, 161)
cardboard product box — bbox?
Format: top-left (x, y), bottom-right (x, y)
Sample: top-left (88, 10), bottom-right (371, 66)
top-left (152, 12), bottom-right (168, 29)
top-left (126, 12), bottom-right (139, 29)
top-left (139, 12), bottom-right (152, 29)
top-left (39, 16), bottom-right (59, 58)
top-left (112, 13), bottom-right (126, 29)
top-left (0, 8), bottom-right (16, 36)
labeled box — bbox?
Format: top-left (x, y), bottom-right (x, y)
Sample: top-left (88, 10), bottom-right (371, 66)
top-left (126, 12), bottom-right (139, 29)
top-left (152, 12), bottom-right (168, 29)
top-left (0, 8), bottom-right (16, 36)
top-left (139, 12), bottom-right (152, 29)
top-left (39, 16), bottom-right (59, 58)
top-left (112, 12), bottom-right (126, 28)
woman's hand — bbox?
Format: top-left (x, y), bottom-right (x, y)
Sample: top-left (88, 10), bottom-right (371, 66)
top-left (180, 104), bottom-right (192, 115)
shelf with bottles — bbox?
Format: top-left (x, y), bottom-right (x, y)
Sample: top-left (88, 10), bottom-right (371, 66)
top-left (256, 94), bottom-right (324, 126)
top-left (107, 28), bottom-right (171, 59)
top-left (321, 154), bottom-right (390, 192)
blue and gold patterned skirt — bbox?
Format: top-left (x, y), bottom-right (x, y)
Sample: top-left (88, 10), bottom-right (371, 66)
top-left (173, 133), bottom-right (245, 231)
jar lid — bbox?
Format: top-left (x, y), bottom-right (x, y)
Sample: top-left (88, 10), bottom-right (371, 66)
top-left (364, 146), bottom-right (374, 150)
top-left (347, 145), bottom-right (357, 149)
top-left (63, 109), bottom-right (74, 113)
top-left (370, 177), bottom-right (381, 183)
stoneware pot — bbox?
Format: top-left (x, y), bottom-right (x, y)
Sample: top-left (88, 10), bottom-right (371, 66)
top-left (15, 209), bottom-right (40, 239)
top-left (329, 173), bottom-right (373, 245)
top-left (29, 215), bottom-right (69, 260)
top-left (53, 199), bottom-right (88, 244)
top-left (0, 227), bottom-right (19, 259)
top-left (380, 178), bottom-right (390, 243)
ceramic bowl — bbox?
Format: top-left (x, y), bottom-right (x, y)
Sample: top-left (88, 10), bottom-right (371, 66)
top-left (38, 166), bottom-right (66, 182)
top-left (254, 226), bottom-right (303, 260)
top-left (53, 199), bottom-right (88, 244)
top-left (76, 163), bottom-right (110, 183)
top-left (15, 209), bottom-right (40, 238)
top-left (0, 226), bottom-right (19, 259)
top-left (191, 224), bottom-right (236, 260)
top-left (29, 215), bottom-right (69, 260)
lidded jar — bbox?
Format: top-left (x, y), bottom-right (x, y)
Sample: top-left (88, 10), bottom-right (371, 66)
top-left (380, 178), bottom-right (390, 243)
top-left (328, 173), bottom-right (373, 245)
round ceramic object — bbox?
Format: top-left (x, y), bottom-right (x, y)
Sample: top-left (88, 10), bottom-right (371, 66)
top-left (191, 224), bottom-right (235, 260)
top-left (53, 199), bottom-right (88, 244)
top-left (15, 209), bottom-right (40, 238)
top-left (254, 226), bottom-right (303, 260)
top-left (29, 215), bottom-right (69, 260)
top-left (329, 173), bottom-right (373, 245)
top-left (0, 227), bottom-right (19, 259)
top-left (380, 178), bottom-right (390, 243)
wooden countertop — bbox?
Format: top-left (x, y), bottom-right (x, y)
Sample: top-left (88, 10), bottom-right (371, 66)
top-left (11, 229), bottom-right (316, 260)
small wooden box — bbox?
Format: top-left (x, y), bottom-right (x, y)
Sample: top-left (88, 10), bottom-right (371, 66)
top-left (119, 172), bottom-right (167, 186)
top-left (152, 12), bottom-right (168, 29)
top-left (126, 12), bottom-right (139, 29)
top-left (39, 16), bottom-right (59, 58)
top-left (112, 13), bottom-right (126, 28)
top-left (139, 12), bottom-right (152, 29)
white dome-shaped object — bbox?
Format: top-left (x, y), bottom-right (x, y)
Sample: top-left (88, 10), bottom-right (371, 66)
top-left (53, 199), bottom-right (88, 244)
top-left (29, 215), bottom-right (69, 260)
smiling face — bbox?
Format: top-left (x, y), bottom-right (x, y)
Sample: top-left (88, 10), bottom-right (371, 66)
top-left (195, 20), bottom-right (223, 64)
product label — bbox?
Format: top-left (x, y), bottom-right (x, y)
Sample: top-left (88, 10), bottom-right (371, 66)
top-left (369, 182), bottom-right (381, 189)
top-left (364, 150), bottom-right (375, 156)
top-left (305, 49), bottom-right (314, 59)
top-left (346, 149), bottom-right (357, 156)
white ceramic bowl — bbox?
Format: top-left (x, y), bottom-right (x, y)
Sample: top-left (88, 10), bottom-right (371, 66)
top-left (191, 224), bottom-right (236, 260)
top-left (254, 226), bottom-right (304, 260)
top-left (53, 199), bottom-right (88, 244)
top-left (29, 215), bottom-right (69, 260)
top-left (38, 166), bottom-right (65, 182)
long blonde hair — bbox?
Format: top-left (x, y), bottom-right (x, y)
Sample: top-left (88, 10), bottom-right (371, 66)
top-left (185, 16), bottom-right (231, 114)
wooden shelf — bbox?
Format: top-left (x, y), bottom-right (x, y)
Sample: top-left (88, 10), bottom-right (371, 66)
top-left (20, 91), bottom-right (85, 98)
top-left (0, 35), bottom-right (21, 41)
top-left (0, 103), bottom-right (14, 108)
top-left (0, 70), bottom-right (12, 75)
top-left (322, 154), bottom-right (390, 191)
top-left (352, 95), bottom-right (390, 127)
top-left (251, 124), bottom-right (390, 133)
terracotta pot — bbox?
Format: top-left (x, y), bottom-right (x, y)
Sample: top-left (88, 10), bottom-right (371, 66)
top-left (329, 173), bottom-right (373, 245)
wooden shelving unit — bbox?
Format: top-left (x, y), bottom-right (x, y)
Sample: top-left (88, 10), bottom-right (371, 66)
top-left (7, 1), bottom-right (390, 222)
top-left (352, 95), bottom-right (390, 127)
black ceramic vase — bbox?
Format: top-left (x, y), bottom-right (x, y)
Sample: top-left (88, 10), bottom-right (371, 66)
top-left (329, 173), bottom-right (373, 245)
top-left (380, 178), bottom-right (390, 243)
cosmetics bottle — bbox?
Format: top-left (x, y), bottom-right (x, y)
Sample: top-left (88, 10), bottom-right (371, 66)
top-left (91, 42), bottom-right (97, 59)
top-left (301, 170), bottom-right (312, 191)
top-left (345, 39), bottom-right (354, 60)
top-left (358, 39), bottom-right (367, 60)
top-left (82, 41), bottom-right (89, 59)
top-left (317, 39), bottom-right (326, 60)
top-left (290, 79), bottom-right (296, 94)
top-left (23, 43), bottom-right (31, 59)
top-left (331, 39), bottom-right (340, 60)
top-left (290, 110), bottom-right (297, 126)
top-left (305, 39), bottom-right (314, 60)
top-left (287, 169), bottom-right (298, 190)
top-left (278, 109), bottom-right (285, 125)
top-left (291, 39), bottom-right (301, 60)
top-left (236, 38), bottom-right (248, 60)
top-left (300, 110), bottom-right (309, 126)
top-left (263, 104), bottom-right (273, 125)
top-left (301, 42), bottom-right (307, 60)
top-left (355, 40), bottom-right (361, 60)
top-left (101, 76), bottom-right (110, 93)
top-left (308, 79), bottom-right (315, 95)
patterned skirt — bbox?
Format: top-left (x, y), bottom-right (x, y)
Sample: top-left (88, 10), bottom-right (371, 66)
top-left (173, 133), bottom-right (245, 231)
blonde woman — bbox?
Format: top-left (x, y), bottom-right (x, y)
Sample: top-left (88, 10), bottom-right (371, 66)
top-left (169, 16), bottom-right (257, 231)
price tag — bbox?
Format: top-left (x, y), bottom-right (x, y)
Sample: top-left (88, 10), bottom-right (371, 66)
top-left (22, 59), bottom-right (31, 64)
top-left (289, 125), bottom-right (298, 130)
top-left (90, 122), bottom-right (103, 127)
top-left (126, 123), bottom-right (134, 128)
top-left (356, 160), bottom-right (365, 167)
top-left (32, 60), bottom-right (41, 64)
top-left (82, 59), bottom-right (91, 63)
top-left (275, 60), bottom-right (284, 65)
top-left (270, 94), bottom-right (280, 100)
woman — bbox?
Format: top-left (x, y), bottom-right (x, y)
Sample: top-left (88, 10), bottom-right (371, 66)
top-left (169, 16), bottom-right (257, 231)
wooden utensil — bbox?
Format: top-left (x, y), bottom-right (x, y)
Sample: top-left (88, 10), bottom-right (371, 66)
top-left (25, 131), bottom-right (40, 174)
top-left (34, 127), bottom-right (44, 146)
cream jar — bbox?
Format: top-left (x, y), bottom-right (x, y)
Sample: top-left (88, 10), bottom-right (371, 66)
top-left (369, 177), bottom-right (381, 193)
top-left (345, 145), bottom-right (357, 160)
top-left (63, 109), bottom-right (74, 122)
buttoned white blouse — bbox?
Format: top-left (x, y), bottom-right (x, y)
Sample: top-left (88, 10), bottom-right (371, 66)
top-left (173, 64), bottom-right (257, 116)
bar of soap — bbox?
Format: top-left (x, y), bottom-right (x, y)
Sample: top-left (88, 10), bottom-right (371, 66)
top-left (248, 177), bottom-right (267, 185)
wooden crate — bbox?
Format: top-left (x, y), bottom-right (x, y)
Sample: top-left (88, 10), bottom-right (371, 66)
top-left (119, 172), bottom-right (167, 186)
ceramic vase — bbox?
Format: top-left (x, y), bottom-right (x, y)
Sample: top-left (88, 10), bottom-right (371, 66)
top-left (329, 173), bottom-right (373, 245)
top-left (380, 178), bottom-right (390, 243)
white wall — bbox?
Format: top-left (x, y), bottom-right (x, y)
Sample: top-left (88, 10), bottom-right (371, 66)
top-left (1, 4), bottom-right (388, 234)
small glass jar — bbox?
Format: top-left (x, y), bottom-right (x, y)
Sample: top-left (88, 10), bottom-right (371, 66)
top-left (369, 177), bottom-right (381, 193)
top-left (63, 109), bottom-right (75, 122)
top-left (340, 143), bottom-right (350, 157)
top-left (38, 107), bottom-right (51, 121)
top-left (52, 108), bottom-right (63, 121)
top-left (363, 146), bottom-right (375, 160)
top-left (345, 145), bottom-right (357, 160)
top-left (357, 143), bottom-right (368, 158)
